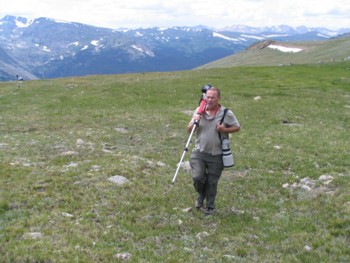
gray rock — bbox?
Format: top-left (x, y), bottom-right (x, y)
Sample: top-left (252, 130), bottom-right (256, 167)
top-left (108, 175), bottom-right (130, 185)
top-left (114, 252), bottom-right (131, 260)
top-left (24, 232), bottom-right (43, 239)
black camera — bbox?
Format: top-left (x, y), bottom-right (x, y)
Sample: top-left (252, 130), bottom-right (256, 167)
top-left (199, 83), bottom-right (212, 104)
top-left (201, 84), bottom-right (212, 94)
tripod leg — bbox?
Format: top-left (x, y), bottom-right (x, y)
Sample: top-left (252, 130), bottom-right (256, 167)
top-left (171, 123), bottom-right (197, 184)
top-left (163, 120), bottom-right (199, 195)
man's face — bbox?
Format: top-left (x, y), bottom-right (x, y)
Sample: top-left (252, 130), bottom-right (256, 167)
top-left (206, 89), bottom-right (220, 109)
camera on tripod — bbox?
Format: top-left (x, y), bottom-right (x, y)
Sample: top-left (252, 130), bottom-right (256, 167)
top-left (197, 83), bottom-right (212, 114)
top-left (199, 83), bottom-right (212, 103)
top-left (201, 83), bottom-right (212, 94)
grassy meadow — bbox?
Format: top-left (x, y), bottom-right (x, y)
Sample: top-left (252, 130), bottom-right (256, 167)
top-left (1, 63), bottom-right (350, 262)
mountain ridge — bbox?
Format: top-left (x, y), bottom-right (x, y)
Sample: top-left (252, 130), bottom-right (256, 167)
top-left (1, 15), bottom-right (350, 81)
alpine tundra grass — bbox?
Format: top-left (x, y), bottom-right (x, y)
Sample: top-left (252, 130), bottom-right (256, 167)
top-left (0, 63), bottom-right (350, 262)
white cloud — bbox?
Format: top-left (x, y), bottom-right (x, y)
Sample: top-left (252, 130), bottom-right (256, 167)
top-left (1, 0), bottom-right (350, 29)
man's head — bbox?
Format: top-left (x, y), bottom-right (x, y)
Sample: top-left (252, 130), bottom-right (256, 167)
top-left (205, 87), bottom-right (220, 110)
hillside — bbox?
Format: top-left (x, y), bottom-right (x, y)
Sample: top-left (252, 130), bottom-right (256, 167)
top-left (1, 63), bottom-right (350, 261)
top-left (198, 35), bottom-right (350, 69)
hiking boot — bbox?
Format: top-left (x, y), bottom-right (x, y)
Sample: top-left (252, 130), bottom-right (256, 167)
top-left (195, 197), bottom-right (203, 209)
top-left (201, 207), bottom-right (215, 215)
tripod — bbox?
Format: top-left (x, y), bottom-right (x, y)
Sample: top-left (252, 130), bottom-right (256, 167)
top-left (171, 120), bottom-right (198, 184)
top-left (164, 85), bottom-right (209, 194)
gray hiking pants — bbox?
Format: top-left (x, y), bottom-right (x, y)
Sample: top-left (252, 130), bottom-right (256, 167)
top-left (190, 152), bottom-right (224, 209)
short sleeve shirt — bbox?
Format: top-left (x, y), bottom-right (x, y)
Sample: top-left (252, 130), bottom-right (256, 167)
top-left (192, 105), bottom-right (240, 155)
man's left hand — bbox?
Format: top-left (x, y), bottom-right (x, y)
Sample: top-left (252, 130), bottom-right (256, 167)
top-left (216, 123), bottom-right (225, 132)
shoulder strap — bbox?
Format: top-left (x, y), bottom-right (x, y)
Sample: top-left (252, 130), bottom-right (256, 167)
top-left (220, 108), bottom-right (229, 125)
top-left (219, 108), bottom-right (229, 141)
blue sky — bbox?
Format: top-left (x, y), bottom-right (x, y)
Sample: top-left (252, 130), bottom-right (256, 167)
top-left (1, 0), bottom-right (350, 29)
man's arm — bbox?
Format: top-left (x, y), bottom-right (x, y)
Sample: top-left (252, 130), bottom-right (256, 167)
top-left (216, 123), bottom-right (240, 134)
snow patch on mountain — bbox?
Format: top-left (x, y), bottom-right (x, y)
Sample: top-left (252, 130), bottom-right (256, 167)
top-left (264, 34), bottom-right (289, 38)
top-left (69, 42), bottom-right (80, 47)
top-left (132, 45), bottom-right (144, 53)
top-left (241, 34), bottom-right (264, 41)
top-left (317, 33), bottom-right (331, 38)
top-left (131, 44), bottom-right (154, 57)
top-left (16, 19), bottom-right (32, 28)
top-left (42, 46), bottom-right (51, 52)
top-left (213, 32), bottom-right (241, 42)
top-left (268, 44), bottom-right (302, 53)
top-left (52, 19), bottom-right (72, 25)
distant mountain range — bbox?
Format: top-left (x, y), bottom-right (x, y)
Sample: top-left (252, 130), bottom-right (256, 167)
top-left (1, 15), bottom-right (350, 81)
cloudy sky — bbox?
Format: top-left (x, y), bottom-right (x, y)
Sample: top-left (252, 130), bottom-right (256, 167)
top-left (1, 0), bottom-right (350, 30)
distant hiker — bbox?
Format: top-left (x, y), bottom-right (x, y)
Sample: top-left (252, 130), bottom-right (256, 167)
top-left (187, 86), bottom-right (240, 215)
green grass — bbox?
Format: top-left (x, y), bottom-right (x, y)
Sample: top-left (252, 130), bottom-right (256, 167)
top-left (1, 63), bottom-right (350, 262)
